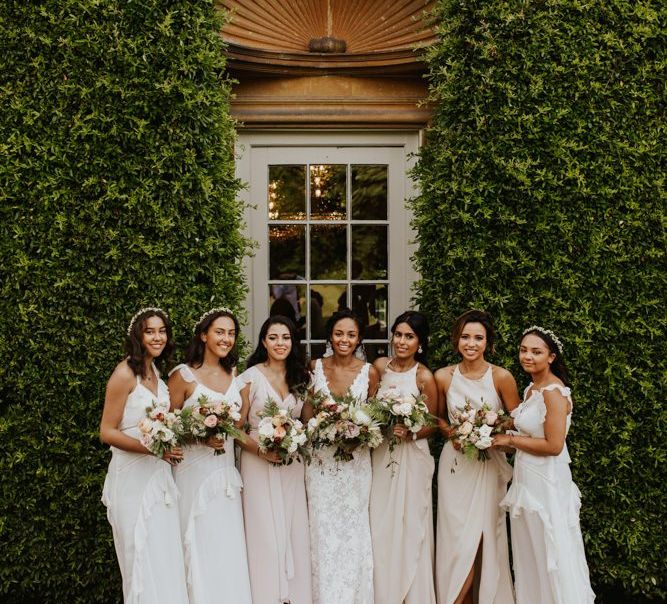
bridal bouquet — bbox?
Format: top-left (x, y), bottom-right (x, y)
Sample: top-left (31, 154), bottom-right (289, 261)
top-left (181, 394), bottom-right (244, 455)
top-left (447, 399), bottom-right (511, 461)
top-left (307, 392), bottom-right (383, 462)
top-left (368, 387), bottom-right (436, 452)
top-left (138, 401), bottom-right (187, 459)
top-left (256, 398), bottom-right (309, 465)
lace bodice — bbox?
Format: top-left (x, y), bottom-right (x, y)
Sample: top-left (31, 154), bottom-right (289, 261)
top-left (119, 364), bottom-right (169, 439)
top-left (312, 359), bottom-right (370, 400)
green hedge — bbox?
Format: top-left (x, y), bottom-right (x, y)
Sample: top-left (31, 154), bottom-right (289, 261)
top-left (0, 1), bottom-right (246, 601)
top-left (414, 0), bottom-right (665, 600)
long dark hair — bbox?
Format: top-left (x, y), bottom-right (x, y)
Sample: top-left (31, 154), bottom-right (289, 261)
top-left (451, 309), bottom-right (496, 354)
top-left (522, 328), bottom-right (570, 387)
top-left (325, 308), bottom-right (365, 354)
top-left (391, 310), bottom-right (430, 368)
top-left (125, 309), bottom-right (174, 378)
top-left (246, 315), bottom-right (309, 394)
top-left (184, 309), bottom-right (240, 373)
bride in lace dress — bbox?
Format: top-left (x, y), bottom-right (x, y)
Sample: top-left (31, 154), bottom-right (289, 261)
top-left (303, 309), bottom-right (380, 604)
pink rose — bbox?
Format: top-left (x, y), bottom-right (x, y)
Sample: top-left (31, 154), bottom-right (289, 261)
top-left (204, 414), bottom-right (219, 428)
top-left (344, 423), bottom-right (361, 439)
top-left (459, 421), bottom-right (473, 436)
top-left (485, 411), bottom-right (498, 425)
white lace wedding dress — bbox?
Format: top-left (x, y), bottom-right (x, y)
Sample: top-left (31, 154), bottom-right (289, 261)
top-left (305, 359), bottom-right (374, 604)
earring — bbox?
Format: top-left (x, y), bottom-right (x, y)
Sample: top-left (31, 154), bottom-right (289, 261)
top-left (354, 343), bottom-right (367, 361)
top-left (418, 346), bottom-right (423, 354)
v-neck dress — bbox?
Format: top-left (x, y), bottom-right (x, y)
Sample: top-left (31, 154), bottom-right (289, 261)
top-left (171, 364), bottom-right (251, 604)
top-left (237, 365), bottom-right (312, 604)
top-left (102, 365), bottom-right (189, 604)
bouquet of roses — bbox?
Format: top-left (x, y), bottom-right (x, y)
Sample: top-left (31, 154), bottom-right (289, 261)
top-left (368, 386), bottom-right (436, 452)
top-left (256, 398), bottom-right (309, 465)
top-left (447, 398), bottom-right (512, 461)
top-left (181, 394), bottom-right (244, 455)
top-left (138, 401), bottom-right (188, 460)
top-left (307, 391), bottom-right (383, 462)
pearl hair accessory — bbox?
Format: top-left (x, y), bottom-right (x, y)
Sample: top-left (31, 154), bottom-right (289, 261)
top-left (522, 325), bottom-right (564, 354)
top-left (193, 307), bottom-right (235, 333)
top-left (127, 307), bottom-right (167, 336)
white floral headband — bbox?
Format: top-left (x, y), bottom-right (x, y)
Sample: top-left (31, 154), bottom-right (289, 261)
top-left (127, 307), bottom-right (167, 336)
top-left (193, 307), bottom-right (235, 333)
top-left (522, 325), bottom-right (564, 354)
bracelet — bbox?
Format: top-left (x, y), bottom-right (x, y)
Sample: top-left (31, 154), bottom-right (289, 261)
top-left (509, 434), bottom-right (514, 447)
top-left (412, 432), bottom-right (418, 441)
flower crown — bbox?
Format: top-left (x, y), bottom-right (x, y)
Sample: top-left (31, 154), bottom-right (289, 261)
top-left (127, 307), bottom-right (167, 336)
top-left (193, 307), bottom-right (235, 333)
top-left (522, 325), bottom-right (564, 354)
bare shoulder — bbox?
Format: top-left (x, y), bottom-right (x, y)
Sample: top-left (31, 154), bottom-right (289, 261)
top-left (308, 358), bottom-right (318, 371)
top-left (491, 364), bottom-right (516, 384)
top-left (373, 356), bottom-right (390, 374)
top-left (434, 364), bottom-right (455, 381)
top-left (110, 360), bottom-right (135, 384)
top-left (367, 363), bottom-right (380, 381)
top-left (416, 362), bottom-right (435, 382)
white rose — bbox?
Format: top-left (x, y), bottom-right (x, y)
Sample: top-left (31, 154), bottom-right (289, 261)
top-left (475, 435), bottom-right (493, 449)
top-left (293, 432), bottom-right (307, 446)
top-left (459, 421), bottom-right (473, 436)
top-left (478, 424), bottom-right (493, 438)
top-left (230, 410), bottom-right (241, 421)
top-left (307, 417), bottom-right (318, 431)
top-left (287, 442), bottom-right (298, 454)
top-left (351, 407), bottom-right (372, 426)
top-left (258, 419), bottom-right (275, 439)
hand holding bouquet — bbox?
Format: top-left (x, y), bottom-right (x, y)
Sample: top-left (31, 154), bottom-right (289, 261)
top-left (181, 394), bottom-right (244, 455)
top-left (447, 398), bottom-right (512, 461)
top-left (307, 391), bottom-right (383, 462)
top-left (138, 401), bottom-right (187, 463)
top-left (256, 398), bottom-right (309, 465)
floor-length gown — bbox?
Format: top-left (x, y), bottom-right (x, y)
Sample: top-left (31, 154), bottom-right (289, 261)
top-left (237, 365), bottom-right (312, 604)
top-left (370, 363), bottom-right (436, 604)
top-left (102, 365), bottom-right (189, 604)
top-left (171, 364), bottom-right (252, 604)
top-left (500, 384), bottom-right (595, 604)
top-left (305, 359), bottom-right (374, 604)
top-left (436, 365), bottom-right (514, 604)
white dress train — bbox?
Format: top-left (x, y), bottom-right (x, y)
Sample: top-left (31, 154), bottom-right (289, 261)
top-left (102, 366), bottom-right (189, 604)
top-left (500, 384), bottom-right (595, 604)
top-left (171, 364), bottom-right (252, 604)
top-left (305, 359), bottom-right (374, 604)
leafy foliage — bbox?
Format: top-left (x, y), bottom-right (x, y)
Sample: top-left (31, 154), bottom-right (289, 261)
top-left (415, 1), bottom-right (665, 600)
top-left (0, 1), bottom-right (246, 601)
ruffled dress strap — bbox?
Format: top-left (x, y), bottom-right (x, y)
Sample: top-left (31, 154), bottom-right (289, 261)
top-left (540, 383), bottom-right (572, 399)
top-left (168, 363), bottom-right (198, 383)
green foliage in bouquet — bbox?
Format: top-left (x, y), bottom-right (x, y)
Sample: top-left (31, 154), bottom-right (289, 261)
top-left (0, 1), bottom-right (247, 601)
top-left (414, 1), bottom-right (665, 600)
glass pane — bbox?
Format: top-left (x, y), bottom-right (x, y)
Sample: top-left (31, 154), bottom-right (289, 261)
top-left (310, 284), bottom-right (347, 339)
top-left (351, 225), bottom-right (387, 279)
top-left (269, 284), bottom-right (306, 342)
top-left (311, 225), bottom-right (347, 279)
top-left (268, 165), bottom-right (306, 220)
top-left (309, 342), bottom-right (326, 361)
top-left (269, 225), bottom-right (305, 280)
top-left (351, 165), bottom-right (388, 220)
top-left (363, 343), bottom-right (390, 363)
top-left (352, 284), bottom-right (388, 339)
top-left (310, 164), bottom-right (346, 220)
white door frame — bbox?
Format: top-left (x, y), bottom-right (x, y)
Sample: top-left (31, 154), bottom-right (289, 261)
top-left (235, 130), bottom-right (422, 346)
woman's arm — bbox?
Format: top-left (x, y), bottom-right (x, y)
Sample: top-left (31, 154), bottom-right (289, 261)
top-left (493, 389), bottom-right (568, 456)
top-left (367, 364), bottom-right (380, 398)
top-left (393, 365), bottom-right (438, 441)
top-left (236, 381), bottom-right (281, 463)
top-left (434, 366), bottom-right (454, 437)
top-left (100, 362), bottom-right (183, 463)
top-left (167, 368), bottom-right (194, 411)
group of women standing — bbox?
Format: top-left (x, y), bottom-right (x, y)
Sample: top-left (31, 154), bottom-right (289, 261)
top-left (100, 305), bottom-right (595, 604)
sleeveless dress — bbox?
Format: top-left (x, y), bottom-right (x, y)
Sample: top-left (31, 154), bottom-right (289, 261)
top-left (436, 365), bottom-right (514, 604)
top-left (171, 364), bottom-right (251, 604)
top-left (237, 365), bottom-right (312, 604)
top-left (369, 362), bottom-right (436, 604)
top-left (305, 359), bottom-right (374, 604)
top-left (500, 384), bottom-right (595, 604)
top-left (101, 365), bottom-right (189, 604)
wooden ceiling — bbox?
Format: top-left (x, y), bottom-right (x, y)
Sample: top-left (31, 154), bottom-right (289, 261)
top-left (218, 0), bottom-right (437, 75)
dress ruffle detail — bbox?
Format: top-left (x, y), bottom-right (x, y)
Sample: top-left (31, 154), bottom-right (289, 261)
top-left (182, 466), bottom-right (243, 589)
top-left (126, 466), bottom-right (180, 604)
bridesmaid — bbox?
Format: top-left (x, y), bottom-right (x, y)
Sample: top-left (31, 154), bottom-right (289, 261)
top-left (434, 309), bottom-right (519, 604)
top-left (237, 315), bottom-right (312, 604)
top-left (100, 307), bottom-right (189, 604)
top-left (302, 308), bottom-right (380, 604)
top-left (168, 308), bottom-right (252, 604)
top-left (496, 327), bottom-right (595, 603)
top-left (370, 311), bottom-right (438, 604)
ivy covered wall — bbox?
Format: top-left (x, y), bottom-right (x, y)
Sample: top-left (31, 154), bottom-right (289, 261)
top-left (413, 1), bottom-right (665, 601)
top-left (0, 1), bottom-right (246, 602)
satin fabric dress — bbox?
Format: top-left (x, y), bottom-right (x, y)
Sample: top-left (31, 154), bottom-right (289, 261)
top-left (435, 365), bottom-right (514, 604)
top-left (102, 365), bottom-right (189, 604)
top-left (237, 365), bottom-right (312, 604)
top-left (369, 362), bottom-right (436, 604)
top-left (171, 364), bottom-right (251, 604)
top-left (500, 384), bottom-right (595, 604)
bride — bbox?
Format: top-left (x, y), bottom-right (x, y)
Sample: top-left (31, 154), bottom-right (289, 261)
top-left (303, 308), bottom-right (380, 604)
